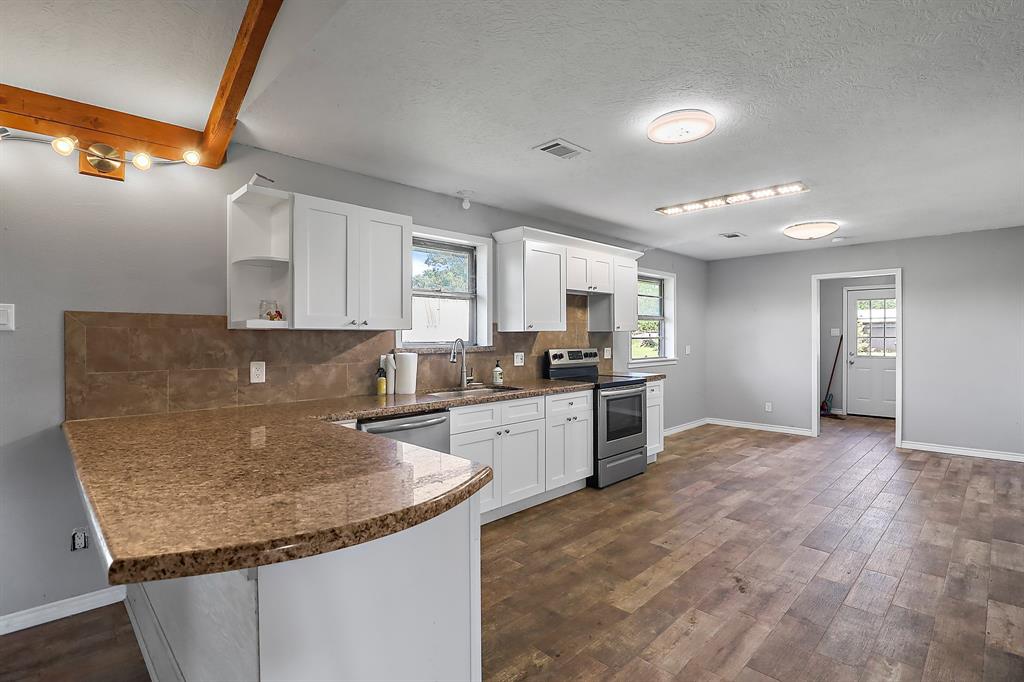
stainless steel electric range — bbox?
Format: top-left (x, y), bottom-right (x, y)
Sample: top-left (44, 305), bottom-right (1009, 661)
top-left (544, 348), bottom-right (647, 488)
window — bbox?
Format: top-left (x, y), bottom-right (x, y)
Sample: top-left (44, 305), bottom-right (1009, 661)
top-left (855, 297), bottom-right (897, 357)
top-left (401, 237), bottom-right (478, 345)
top-left (632, 276), bottom-right (666, 360)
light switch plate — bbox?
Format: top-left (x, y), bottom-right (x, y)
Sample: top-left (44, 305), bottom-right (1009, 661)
top-left (513, 352), bottom-right (525, 367)
top-left (830, 328), bottom-right (841, 337)
top-left (250, 361), bottom-right (266, 384)
top-left (764, 401), bottom-right (773, 413)
top-left (604, 347), bottom-right (612, 359)
top-left (684, 344), bottom-right (692, 356)
top-left (0, 304), bottom-right (14, 331)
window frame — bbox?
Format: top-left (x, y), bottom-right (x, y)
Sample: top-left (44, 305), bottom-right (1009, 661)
top-left (628, 269), bottom-right (677, 368)
top-left (396, 225), bottom-right (493, 349)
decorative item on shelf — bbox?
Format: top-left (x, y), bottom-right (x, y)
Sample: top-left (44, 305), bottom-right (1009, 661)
top-left (258, 299), bottom-right (285, 322)
top-left (0, 127), bottom-right (201, 182)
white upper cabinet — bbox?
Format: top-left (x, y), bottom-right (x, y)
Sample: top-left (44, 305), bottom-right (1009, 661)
top-left (496, 240), bottom-right (567, 331)
top-left (566, 248), bottom-right (613, 293)
top-left (612, 257), bottom-right (639, 332)
top-left (229, 185), bottom-right (412, 331)
top-left (293, 194), bottom-right (361, 329)
top-left (494, 227), bottom-right (641, 334)
top-left (358, 207), bottom-right (413, 330)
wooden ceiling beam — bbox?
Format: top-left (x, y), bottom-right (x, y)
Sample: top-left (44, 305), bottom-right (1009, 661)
top-left (200, 0), bottom-right (283, 166)
top-left (0, 84), bottom-right (205, 164)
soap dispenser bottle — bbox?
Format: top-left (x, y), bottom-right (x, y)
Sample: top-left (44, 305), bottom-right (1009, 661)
top-left (492, 360), bottom-right (504, 385)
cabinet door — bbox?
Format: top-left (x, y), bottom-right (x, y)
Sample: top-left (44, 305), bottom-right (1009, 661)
top-left (292, 195), bottom-right (360, 329)
top-left (589, 254), bottom-right (614, 293)
top-left (566, 411), bottom-right (594, 482)
top-left (646, 399), bottom-right (664, 457)
top-left (545, 418), bottom-right (569, 490)
top-left (565, 248), bottom-right (590, 291)
top-left (523, 242), bottom-right (567, 331)
top-left (501, 419), bottom-right (546, 505)
top-left (450, 428), bottom-right (501, 513)
top-left (612, 257), bottom-right (638, 332)
top-left (358, 208), bottom-right (412, 330)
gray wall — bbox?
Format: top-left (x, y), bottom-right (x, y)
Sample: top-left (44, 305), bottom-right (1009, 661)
top-left (706, 227), bottom-right (1024, 453)
top-left (0, 142), bottom-right (705, 616)
top-left (613, 250), bottom-right (707, 428)
top-left (819, 275), bottom-right (894, 412)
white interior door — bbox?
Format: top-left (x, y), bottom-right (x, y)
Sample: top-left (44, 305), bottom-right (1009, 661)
top-left (846, 288), bottom-right (897, 418)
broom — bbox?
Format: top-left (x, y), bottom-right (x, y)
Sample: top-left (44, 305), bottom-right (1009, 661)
top-left (821, 334), bottom-right (846, 419)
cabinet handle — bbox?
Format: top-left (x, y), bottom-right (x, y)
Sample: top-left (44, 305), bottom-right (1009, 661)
top-left (573, 416), bottom-right (578, 421)
top-left (504, 429), bottom-right (510, 434)
top-left (361, 320), bottom-right (369, 325)
top-left (527, 324), bottom-right (534, 329)
top-left (568, 401), bottom-right (574, 406)
top-left (566, 417), bottom-right (571, 422)
top-left (496, 431), bottom-right (503, 436)
top-left (348, 320), bottom-right (358, 325)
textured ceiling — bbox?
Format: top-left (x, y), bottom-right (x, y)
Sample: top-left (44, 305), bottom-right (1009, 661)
top-left (0, 0), bottom-right (248, 130)
top-left (235, 0), bottom-right (1024, 259)
top-left (3, 1), bottom-right (1022, 259)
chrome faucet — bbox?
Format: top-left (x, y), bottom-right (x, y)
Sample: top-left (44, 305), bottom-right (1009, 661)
top-left (449, 338), bottom-right (474, 388)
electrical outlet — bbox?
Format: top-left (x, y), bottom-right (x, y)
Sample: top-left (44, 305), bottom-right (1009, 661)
top-left (70, 527), bottom-right (89, 551)
top-left (250, 361), bottom-right (266, 384)
top-left (513, 352), bottom-right (525, 367)
top-left (604, 347), bottom-right (612, 359)
top-left (764, 401), bottom-right (773, 413)
top-left (685, 344), bottom-right (692, 356)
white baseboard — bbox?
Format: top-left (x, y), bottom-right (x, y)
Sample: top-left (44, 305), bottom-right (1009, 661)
top-left (900, 440), bottom-right (1024, 464)
top-left (704, 418), bottom-right (814, 437)
top-left (480, 479), bottom-right (587, 524)
top-left (665, 418), bottom-right (710, 436)
top-left (827, 408), bottom-right (847, 415)
top-left (0, 585), bottom-right (125, 636)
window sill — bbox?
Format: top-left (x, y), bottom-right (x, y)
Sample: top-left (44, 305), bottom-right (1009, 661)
top-left (628, 357), bottom-right (678, 368)
top-left (397, 345), bottom-right (496, 355)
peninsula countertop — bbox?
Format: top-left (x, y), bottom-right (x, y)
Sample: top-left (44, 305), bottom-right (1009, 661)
top-left (63, 376), bottom-right (663, 584)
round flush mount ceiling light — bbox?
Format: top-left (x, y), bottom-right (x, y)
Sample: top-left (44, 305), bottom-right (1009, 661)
top-left (783, 221), bottom-right (840, 240)
top-left (647, 109), bottom-right (716, 144)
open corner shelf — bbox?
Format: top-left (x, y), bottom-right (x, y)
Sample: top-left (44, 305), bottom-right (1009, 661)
top-left (230, 319), bottom-right (289, 330)
top-left (230, 184), bottom-right (292, 209)
top-left (231, 255), bottom-right (290, 266)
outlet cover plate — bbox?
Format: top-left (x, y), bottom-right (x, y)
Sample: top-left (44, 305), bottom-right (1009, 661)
top-left (250, 361), bottom-right (266, 384)
top-left (685, 344), bottom-right (692, 356)
top-left (513, 352), bottom-right (525, 367)
top-left (604, 347), bottom-right (612, 359)
top-left (0, 304), bottom-right (14, 331)
top-left (764, 401), bottom-right (773, 413)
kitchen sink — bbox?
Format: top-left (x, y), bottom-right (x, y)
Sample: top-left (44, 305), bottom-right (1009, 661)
top-left (427, 386), bottom-right (521, 399)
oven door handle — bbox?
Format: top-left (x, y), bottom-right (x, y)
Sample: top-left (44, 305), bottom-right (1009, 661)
top-left (599, 386), bottom-right (646, 398)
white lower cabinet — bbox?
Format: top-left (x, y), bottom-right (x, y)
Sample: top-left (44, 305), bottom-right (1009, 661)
top-left (449, 428), bottom-right (501, 513)
top-left (646, 380), bottom-right (664, 458)
top-left (546, 410), bottom-right (593, 490)
top-left (500, 419), bottom-right (547, 505)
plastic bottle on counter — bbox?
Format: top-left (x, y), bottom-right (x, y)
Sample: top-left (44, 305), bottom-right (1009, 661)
top-left (492, 360), bottom-right (504, 385)
top-left (376, 366), bottom-right (387, 396)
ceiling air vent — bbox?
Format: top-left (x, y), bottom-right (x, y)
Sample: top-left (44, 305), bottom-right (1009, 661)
top-left (719, 232), bottom-right (746, 239)
top-left (534, 138), bottom-right (589, 160)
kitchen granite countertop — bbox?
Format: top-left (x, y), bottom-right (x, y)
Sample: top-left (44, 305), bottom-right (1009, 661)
top-left (63, 375), bottom-right (665, 584)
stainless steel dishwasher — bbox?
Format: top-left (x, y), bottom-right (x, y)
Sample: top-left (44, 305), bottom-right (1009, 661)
top-left (356, 411), bottom-right (451, 453)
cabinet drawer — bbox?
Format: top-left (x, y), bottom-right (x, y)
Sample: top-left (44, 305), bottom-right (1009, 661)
top-left (500, 396), bottom-right (545, 425)
top-left (450, 403), bottom-right (502, 434)
top-left (546, 390), bottom-right (592, 417)
top-left (646, 380), bottom-right (663, 403)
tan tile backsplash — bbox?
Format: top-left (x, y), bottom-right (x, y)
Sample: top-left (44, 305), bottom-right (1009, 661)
top-left (65, 295), bottom-right (612, 420)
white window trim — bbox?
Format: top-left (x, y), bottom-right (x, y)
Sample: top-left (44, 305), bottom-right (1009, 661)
top-left (629, 268), bottom-right (677, 368)
top-left (395, 224), bottom-right (493, 348)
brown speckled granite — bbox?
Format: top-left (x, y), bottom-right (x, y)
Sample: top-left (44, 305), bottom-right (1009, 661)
top-left (63, 377), bottom-right (671, 584)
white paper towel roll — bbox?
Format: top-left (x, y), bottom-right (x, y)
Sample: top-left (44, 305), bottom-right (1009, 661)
top-left (395, 352), bottom-right (418, 395)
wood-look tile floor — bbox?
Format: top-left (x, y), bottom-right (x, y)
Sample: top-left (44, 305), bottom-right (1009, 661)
top-left (0, 603), bottom-right (148, 682)
top-left (482, 417), bottom-right (1024, 681)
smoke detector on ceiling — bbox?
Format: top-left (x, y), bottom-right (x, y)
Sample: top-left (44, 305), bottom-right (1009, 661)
top-left (719, 232), bottom-right (746, 239)
top-left (534, 138), bottom-right (589, 160)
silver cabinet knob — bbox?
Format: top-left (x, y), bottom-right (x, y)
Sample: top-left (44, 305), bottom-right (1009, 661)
top-left (572, 416), bottom-right (578, 421)
top-left (361, 320), bottom-right (369, 325)
top-left (496, 431), bottom-right (502, 436)
top-left (348, 320), bottom-right (358, 325)
top-left (527, 324), bottom-right (534, 329)
top-left (568, 401), bottom-right (574, 406)
top-left (849, 359), bottom-right (855, 365)
top-left (504, 429), bottom-right (510, 434)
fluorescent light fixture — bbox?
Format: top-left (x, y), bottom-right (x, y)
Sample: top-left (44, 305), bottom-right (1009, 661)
top-left (783, 221), bottom-right (839, 240)
top-left (647, 109), bottom-right (716, 144)
top-left (656, 181), bottom-right (807, 215)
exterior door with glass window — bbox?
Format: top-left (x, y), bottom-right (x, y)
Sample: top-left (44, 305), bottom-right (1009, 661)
top-left (846, 288), bottom-right (897, 418)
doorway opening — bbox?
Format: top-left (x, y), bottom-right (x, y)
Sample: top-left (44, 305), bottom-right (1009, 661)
top-left (811, 268), bottom-right (902, 446)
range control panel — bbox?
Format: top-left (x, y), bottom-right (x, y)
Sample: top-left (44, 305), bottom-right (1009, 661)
top-left (546, 348), bottom-right (600, 366)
